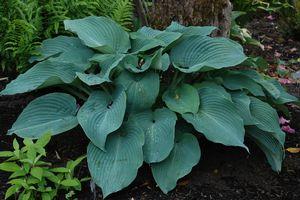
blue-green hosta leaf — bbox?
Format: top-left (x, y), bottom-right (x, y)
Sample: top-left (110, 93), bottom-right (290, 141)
top-left (163, 84), bottom-right (200, 114)
top-left (183, 87), bottom-right (247, 149)
top-left (0, 61), bottom-right (84, 95)
top-left (30, 36), bottom-right (94, 69)
top-left (122, 54), bottom-right (150, 73)
top-left (221, 71), bottom-right (265, 96)
top-left (130, 32), bottom-right (164, 53)
top-left (77, 54), bottom-right (126, 85)
top-left (166, 22), bottom-right (216, 36)
top-left (249, 97), bottom-right (285, 145)
top-left (239, 70), bottom-right (280, 99)
top-left (151, 52), bottom-right (170, 71)
top-left (77, 88), bottom-right (126, 150)
top-left (137, 26), bottom-right (182, 49)
top-left (268, 79), bottom-right (298, 104)
top-left (64, 16), bottom-right (130, 53)
top-left (170, 36), bottom-right (247, 73)
top-left (246, 126), bottom-right (284, 172)
top-left (130, 108), bottom-right (177, 163)
top-left (90, 54), bottom-right (126, 79)
top-left (231, 92), bottom-right (255, 125)
top-left (194, 82), bottom-right (232, 100)
top-left (115, 71), bottom-right (160, 112)
top-left (76, 73), bottom-right (109, 86)
top-left (87, 123), bottom-right (144, 198)
top-left (122, 49), bottom-right (164, 73)
top-left (151, 132), bottom-right (201, 193)
top-left (8, 93), bottom-right (78, 138)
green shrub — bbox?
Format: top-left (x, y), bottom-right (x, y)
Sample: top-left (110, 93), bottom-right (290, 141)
top-left (1, 16), bottom-right (298, 198)
top-left (0, 0), bottom-right (134, 73)
top-left (230, 11), bottom-right (264, 49)
top-left (232, 0), bottom-right (292, 12)
top-left (0, 133), bottom-right (88, 200)
top-left (278, 0), bottom-right (300, 39)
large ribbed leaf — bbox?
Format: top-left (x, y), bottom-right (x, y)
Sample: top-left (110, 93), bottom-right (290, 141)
top-left (194, 82), bottom-right (232, 100)
top-left (87, 123), bottom-right (144, 198)
top-left (0, 61), bottom-right (83, 95)
top-left (163, 84), bottom-right (200, 114)
top-left (170, 36), bottom-right (247, 73)
top-left (166, 22), bottom-right (216, 36)
top-left (130, 32), bottom-right (164, 53)
top-left (183, 87), bottom-right (247, 149)
top-left (239, 70), bottom-right (280, 99)
top-left (76, 73), bottom-right (109, 86)
top-left (268, 79), bottom-right (298, 104)
top-left (151, 52), bottom-right (170, 71)
top-left (115, 71), bottom-right (160, 112)
top-left (246, 126), bottom-right (284, 172)
top-left (121, 52), bottom-right (160, 73)
top-left (137, 27), bottom-right (182, 49)
top-left (221, 71), bottom-right (265, 96)
top-left (64, 16), bottom-right (130, 53)
top-left (249, 97), bottom-right (285, 145)
top-left (124, 49), bottom-right (170, 72)
top-left (30, 36), bottom-right (94, 69)
top-left (130, 108), bottom-right (177, 163)
top-left (77, 54), bottom-right (126, 85)
top-left (151, 132), bottom-right (201, 193)
top-left (90, 54), bottom-right (126, 79)
top-left (77, 88), bottom-right (126, 150)
top-left (8, 93), bottom-right (78, 138)
top-left (231, 92), bottom-right (255, 125)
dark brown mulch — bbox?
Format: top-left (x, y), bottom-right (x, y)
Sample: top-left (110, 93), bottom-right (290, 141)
top-left (1, 13), bottom-right (300, 200)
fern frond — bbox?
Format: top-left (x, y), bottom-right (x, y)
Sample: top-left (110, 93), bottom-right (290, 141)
top-left (110, 0), bottom-right (134, 30)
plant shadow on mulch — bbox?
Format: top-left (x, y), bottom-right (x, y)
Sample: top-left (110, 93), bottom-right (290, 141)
top-left (1, 13), bottom-right (300, 200)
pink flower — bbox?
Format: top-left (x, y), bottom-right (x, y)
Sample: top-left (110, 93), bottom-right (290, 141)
top-left (281, 125), bottom-right (296, 134)
top-left (278, 78), bottom-right (292, 84)
top-left (279, 116), bottom-right (290, 125)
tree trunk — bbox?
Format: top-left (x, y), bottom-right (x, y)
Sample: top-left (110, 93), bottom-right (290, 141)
top-left (147, 0), bottom-right (232, 37)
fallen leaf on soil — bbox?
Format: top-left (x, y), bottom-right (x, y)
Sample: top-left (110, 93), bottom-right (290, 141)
top-left (279, 116), bottom-right (290, 125)
top-left (278, 78), bottom-right (292, 84)
top-left (178, 180), bottom-right (190, 186)
top-left (265, 45), bottom-right (273, 50)
top-left (290, 47), bottom-right (298, 53)
top-left (286, 148), bottom-right (300, 154)
top-left (281, 125), bottom-right (296, 134)
top-left (266, 15), bottom-right (275, 20)
top-left (275, 51), bottom-right (282, 58)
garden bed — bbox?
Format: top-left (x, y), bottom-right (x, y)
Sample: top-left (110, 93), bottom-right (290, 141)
top-left (1, 13), bottom-right (300, 200)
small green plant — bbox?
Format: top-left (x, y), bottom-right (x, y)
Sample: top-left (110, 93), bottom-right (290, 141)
top-left (0, 133), bottom-right (87, 200)
top-left (230, 11), bottom-right (264, 49)
top-left (1, 16), bottom-right (298, 198)
top-left (232, 0), bottom-right (293, 12)
top-left (278, 0), bottom-right (300, 39)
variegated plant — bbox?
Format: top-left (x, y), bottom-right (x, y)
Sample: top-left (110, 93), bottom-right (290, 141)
top-left (1, 16), bottom-right (298, 198)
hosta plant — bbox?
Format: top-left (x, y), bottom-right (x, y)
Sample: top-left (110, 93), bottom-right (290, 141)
top-left (1, 16), bottom-right (298, 198)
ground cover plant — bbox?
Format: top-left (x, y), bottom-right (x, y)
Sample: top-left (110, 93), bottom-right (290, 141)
top-left (0, 16), bottom-right (299, 198)
top-left (0, 0), bottom-right (134, 72)
top-left (0, 134), bottom-right (87, 199)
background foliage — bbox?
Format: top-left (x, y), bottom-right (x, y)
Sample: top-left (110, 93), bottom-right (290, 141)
top-left (0, 0), bottom-right (134, 73)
